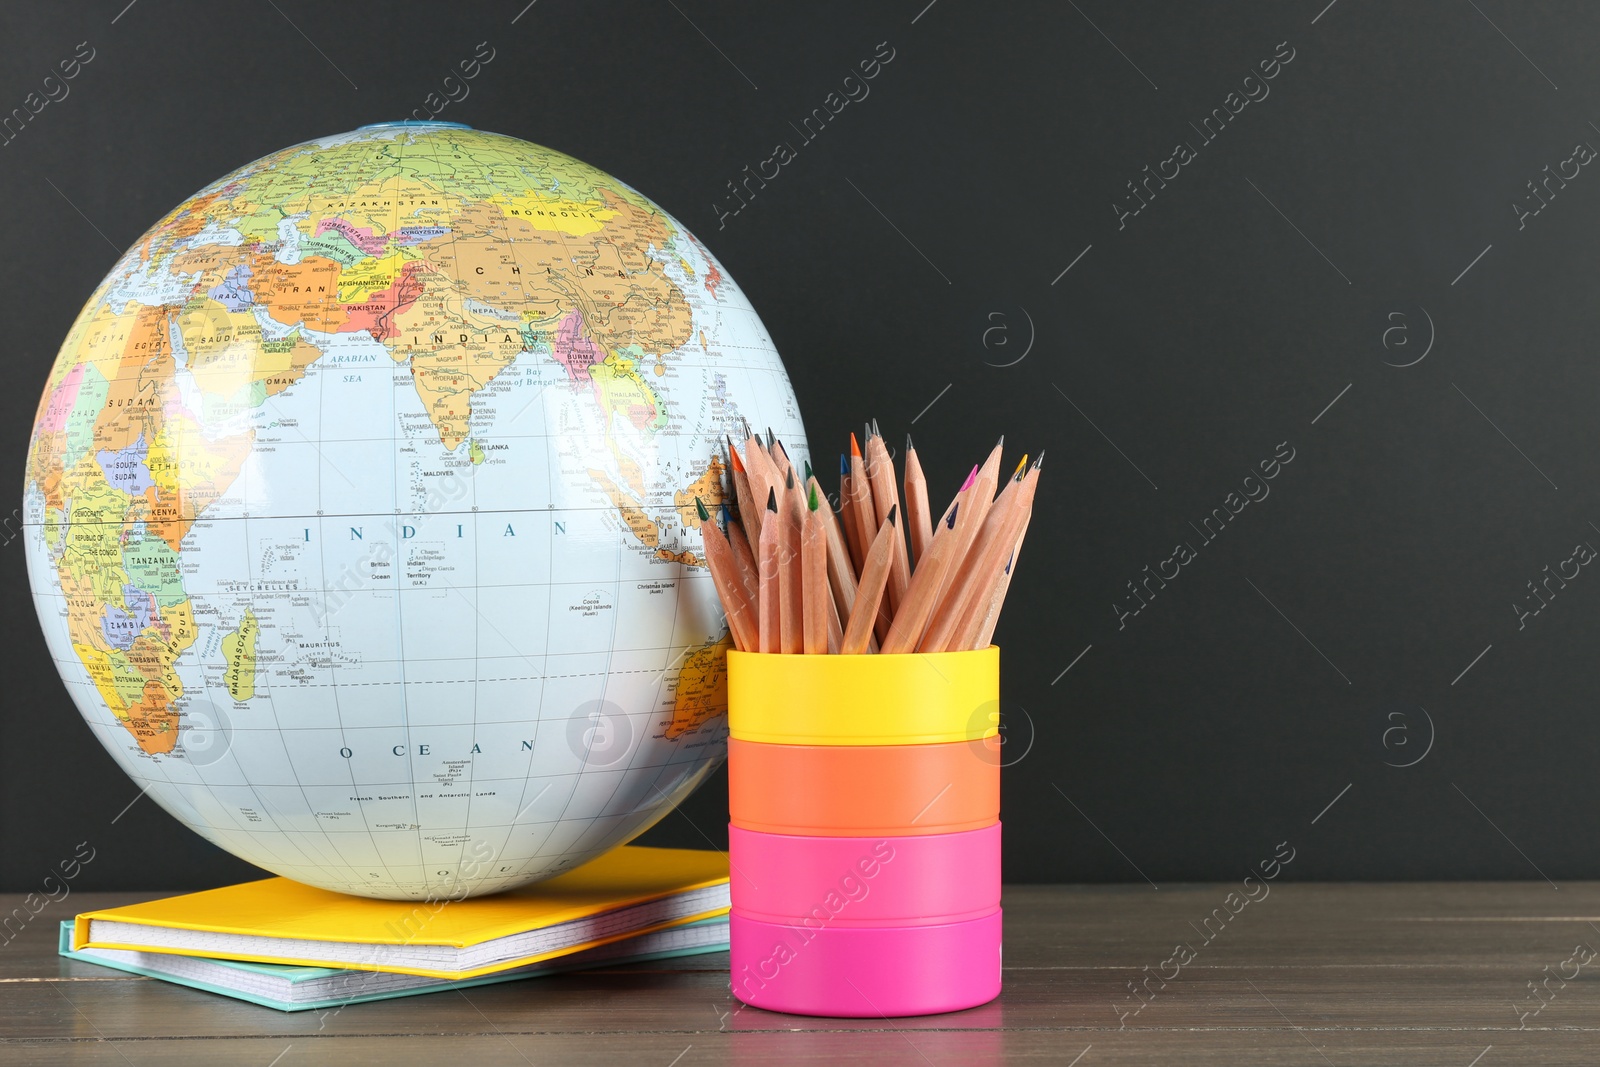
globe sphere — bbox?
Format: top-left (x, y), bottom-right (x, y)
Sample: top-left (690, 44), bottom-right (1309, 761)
top-left (24, 122), bottom-right (805, 899)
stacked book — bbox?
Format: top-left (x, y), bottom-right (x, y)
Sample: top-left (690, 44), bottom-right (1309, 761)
top-left (61, 847), bottom-right (729, 1012)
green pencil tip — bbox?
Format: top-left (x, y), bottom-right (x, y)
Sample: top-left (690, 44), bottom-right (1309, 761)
top-left (808, 483), bottom-right (819, 511)
top-left (694, 496), bottom-right (709, 523)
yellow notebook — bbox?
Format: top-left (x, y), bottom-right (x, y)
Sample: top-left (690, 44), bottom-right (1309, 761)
top-left (74, 846), bottom-right (729, 980)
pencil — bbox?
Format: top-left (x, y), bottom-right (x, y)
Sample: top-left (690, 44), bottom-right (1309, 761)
top-left (863, 424), bottom-right (909, 616)
top-left (727, 435), bottom-right (762, 542)
top-left (880, 501), bottom-right (962, 653)
top-left (808, 473), bottom-right (859, 619)
top-left (698, 498), bottom-right (758, 651)
top-left (839, 453), bottom-right (865, 572)
top-left (921, 456), bottom-right (1038, 652)
top-left (847, 433), bottom-right (877, 558)
top-left (802, 486), bottom-right (829, 654)
top-left (841, 505), bottom-right (898, 654)
top-left (918, 454), bottom-right (1027, 652)
top-left (904, 433), bottom-right (932, 568)
top-left (927, 438), bottom-right (1004, 618)
top-left (778, 469), bottom-right (803, 654)
top-left (967, 509), bottom-right (1031, 651)
top-left (722, 503), bottom-right (761, 618)
top-left (757, 489), bottom-right (780, 653)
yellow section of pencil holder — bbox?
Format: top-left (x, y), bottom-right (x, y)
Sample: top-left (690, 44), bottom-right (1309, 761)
top-left (726, 646), bottom-right (1000, 746)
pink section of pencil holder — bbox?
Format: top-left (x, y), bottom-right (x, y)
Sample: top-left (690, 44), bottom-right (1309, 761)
top-left (728, 823), bottom-right (1001, 928)
top-left (729, 908), bottom-right (1002, 1018)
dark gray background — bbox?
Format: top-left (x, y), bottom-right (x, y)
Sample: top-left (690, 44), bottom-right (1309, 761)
top-left (3, 0), bottom-right (1595, 891)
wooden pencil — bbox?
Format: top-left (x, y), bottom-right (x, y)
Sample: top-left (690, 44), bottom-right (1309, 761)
top-left (921, 457), bottom-right (1038, 652)
top-left (697, 498), bottom-right (758, 651)
top-left (904, 433), bottom-right (932, 568)
top-left (927, 438), bottom-right (1004, 619)
top-left (778, 469), bottom-right (803, 654)
top-left (918, 454), bottom-right (1027, 652)
top-left (757, 489), bottom-right (781, 653)
top-left (808, 473), bottom-right (859, 620)
top-left (721, 503), bottom-right (761, 617)
top-left (841, 506), bottom-right (898, 655)
top-left (839, 453), bottom-right (866, 571)
top-left (967, 510), bottom-right (1031, 651)
top-left (847, 433), bottom-right (878, 562)
top-left (863, 424), bottom-right (909, 616)
top-left (727, 435), bottom-right (762, 542)
top-left (879, 501), bottom-right (962, 653)
top-left (802, 487), bottom-right (829, 654)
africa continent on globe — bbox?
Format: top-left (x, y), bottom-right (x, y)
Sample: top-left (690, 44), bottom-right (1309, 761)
top-left (23, 122), bottom-right (805, 899)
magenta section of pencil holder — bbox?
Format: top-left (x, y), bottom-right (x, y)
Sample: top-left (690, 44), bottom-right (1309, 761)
top-left (729, 908), bottom-right (1002, 1017)
top-left (728, 823), bottom-right (1001, 928)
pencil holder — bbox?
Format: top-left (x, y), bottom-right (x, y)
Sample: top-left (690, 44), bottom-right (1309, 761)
top-left (726, 646), bottom-right (1002, 1018)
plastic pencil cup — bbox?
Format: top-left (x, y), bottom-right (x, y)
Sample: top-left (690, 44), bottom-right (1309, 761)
top-left (726, 645), bottom-right (1003, 1018)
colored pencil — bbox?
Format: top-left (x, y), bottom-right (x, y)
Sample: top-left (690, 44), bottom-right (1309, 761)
top-left (707, 420), bottom-right (1039, 657)
top-left (922, 456), bottom-right (1037, 651)
top-left (841, 506), bottom-right (898, 655)
top-left (778, 468), bottom-right (803, 655)
top-left (697, 498), bottom-right (757, 651)
top-left (802, 487), bottom-right (829, 654)
top-left (878, 500), bottom-right (962, 653)
top-left (863, 425), bottom-right (909, 616)
top-left (918, 454), bottom-right (1028, 652)
top-left (757, 489), bottom-right (780, 654)
top-left (721, 504), bottom-right (761, 618)
top-left (727, 435), bottom-right (762, 541)
top-left (808, 473), bottom-right (859, 621)
top-left (969, 510), bottom-right (1031, 651)
top-left (839, 453), bottom-right (865, 571)
top-left (904, 434), bottom-right (932, 568)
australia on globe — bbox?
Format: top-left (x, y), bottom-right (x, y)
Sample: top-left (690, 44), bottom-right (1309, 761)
top-left (23, 122), bottom-right (805, 899)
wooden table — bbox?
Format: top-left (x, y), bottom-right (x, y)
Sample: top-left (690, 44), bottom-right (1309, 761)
top-left (3, 884), bottom-right (1594, 1064)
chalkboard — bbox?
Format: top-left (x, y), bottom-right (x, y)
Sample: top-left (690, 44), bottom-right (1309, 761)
top-left (4, 0), bottom-right (1596, 891)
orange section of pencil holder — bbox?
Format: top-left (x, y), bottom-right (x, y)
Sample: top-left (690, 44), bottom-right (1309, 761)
top-left (728, 736), bottom-right (999, 837)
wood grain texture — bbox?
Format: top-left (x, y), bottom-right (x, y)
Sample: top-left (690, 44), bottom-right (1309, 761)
top-left (2, 885), bottom-right (1595, 1064)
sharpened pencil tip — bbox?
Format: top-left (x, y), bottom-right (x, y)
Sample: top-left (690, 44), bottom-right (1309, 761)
top-left (960, 465), bottom-right (978, 492)
top-left (840, 453), bottom-right (849, 475)
top-left (785, 467), bottom-right (794, 490)
top-left (905, 432), bottom-right (915, 453)
top-left (1033, 450), bottom-right (1045, 470)
top-left (808, 483), bottom-right (819, 510)
top-left (766, 487), bottom-right (777, 512)
top-left (849, 433), bottom-right (862, 458)
top-left (995, 434), bottom-right (1004, 450)
top-left (1013, 454), bottom-right (1028, 479)
top-left (727, 438), bottom-right (745, 473)
top-left (720, 503), bottom-right (732, 525)
top-left (887, 503), bottom-right (898, 526)
top-left (803, 459), bottom-right (813, 483)
top-left (946, 502), bottom-right (959, 528)
top-left (766, 427), bottom-right (776, 449)
top-left (694, 496), bottom-right (709, 523)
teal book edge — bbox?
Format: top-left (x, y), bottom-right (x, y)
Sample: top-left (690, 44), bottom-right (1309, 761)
top-left (58, 917), bottom-right (729, 1012)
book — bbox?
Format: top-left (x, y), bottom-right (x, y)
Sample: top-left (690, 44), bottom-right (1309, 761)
top-left (73, 846), bottom-right (729, 980)
top-left (59, 915), bottom-right (729, 1011)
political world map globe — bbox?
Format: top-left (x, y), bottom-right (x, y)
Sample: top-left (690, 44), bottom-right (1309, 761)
top-left (23, 122), bottom-right (805, 900)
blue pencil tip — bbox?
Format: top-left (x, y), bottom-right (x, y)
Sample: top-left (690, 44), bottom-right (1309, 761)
top-left (839, 453), bottom-right (849, 475)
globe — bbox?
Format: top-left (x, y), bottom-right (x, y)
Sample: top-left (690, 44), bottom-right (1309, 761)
top-left (23, 122), bottom-right (806, 900)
